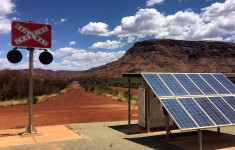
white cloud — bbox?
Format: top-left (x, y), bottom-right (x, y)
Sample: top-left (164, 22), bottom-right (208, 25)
top-left (0, 47), bottom-right (125, 71)
top-left (224, 35), bottom-right (235, 43)
top-left (54, 18), bottom-right (67, 25)
top-left (60, 18), bottom-right (67, 23)
top-left (146, 0), bottom-right (164, 7)
top-left (51, 47), bottom-right (125, 70)
top-left (0, 0), bottom-right (15, 17)
top-left (55, 47), bottom-right (78, 57)
top-left (80, 0), bottom-right (235, 43)
top-left (127, 37), bottom-right (135, 43)
top-left (201, 0), bottom-right (235, 32)
top-left (79, 22), bottom-right (110, 36)
top-left (90, 40), bottom-right (126, 49)
top-left (0, 0), bottom-right (15, 34)
top-left (69, 41), bottom-right (76, 46)
top-left (0, 17), bottom-right (12, 34)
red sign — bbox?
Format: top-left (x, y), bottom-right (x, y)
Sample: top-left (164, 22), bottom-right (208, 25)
top-left (11, 21), bottom-right (52, 48)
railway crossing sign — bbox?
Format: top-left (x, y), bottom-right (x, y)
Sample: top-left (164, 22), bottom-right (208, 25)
top-left (11, 21), bottom-right (52, 48)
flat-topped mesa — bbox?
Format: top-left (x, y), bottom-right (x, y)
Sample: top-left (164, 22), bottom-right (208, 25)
top-left (74, 39), bottom-right (235, 77)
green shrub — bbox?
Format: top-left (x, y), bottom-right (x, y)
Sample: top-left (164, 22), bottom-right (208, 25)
top-left (123, 91), bottom-right (132, 100)
top-left (33, 97), bottom-right (38, 104)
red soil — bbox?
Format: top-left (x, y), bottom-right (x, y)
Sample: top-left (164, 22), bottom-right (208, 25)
top-left (0, 87), bottom-right (138, 130)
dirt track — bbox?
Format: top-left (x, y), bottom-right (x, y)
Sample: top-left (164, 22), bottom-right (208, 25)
top-left (0, 87), bottom-right (138, 130)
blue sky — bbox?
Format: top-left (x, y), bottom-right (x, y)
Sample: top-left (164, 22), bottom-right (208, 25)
top-left (0, 0), bottom-right (234, 71)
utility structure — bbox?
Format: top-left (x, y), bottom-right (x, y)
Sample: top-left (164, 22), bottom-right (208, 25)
top-left (123, 72), bottom-right (235, 150)
top-left (8, 21), bottom-right (53, 134)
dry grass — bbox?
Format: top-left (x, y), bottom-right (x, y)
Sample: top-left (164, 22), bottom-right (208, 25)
top-left (0, 88), bottom-right (69, 107)
top-left (103, 93), bottom-right (137, 105)
top-left (0, 98), bottom-right (28, 107)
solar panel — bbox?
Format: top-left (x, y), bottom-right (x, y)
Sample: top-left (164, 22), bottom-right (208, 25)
top-left (212, 74), bottom-right (235, 94)
top-left (178, 98), bottom-right (215, 127)
top-left (174, 74), bottom-right (203, 95)
top-left (200, 74), bottom-right (230, 94)
top-left (159, 74), bottom-right (189, 96)
top-left (142, 73), bottom-right (172, 97)
top-left (222, 96), bottom-right (235, 110)
top-left (160, 98), bottom-right (198, 130)
top-left (141, 72), bottom-right (235, 131)
top-left (187, 74), bottom-right (217, 95)
top-left (194, 97), bottom-right (231, 125)
top-left (208, 97), bottom-right (235, 123)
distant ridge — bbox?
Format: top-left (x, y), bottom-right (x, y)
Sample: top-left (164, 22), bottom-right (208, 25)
top-left (19, 68), bottom-right (79, 77)
top-left (83, 39), bottom-right (235, 77)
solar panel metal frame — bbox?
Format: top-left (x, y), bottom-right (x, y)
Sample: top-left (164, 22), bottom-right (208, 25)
top-left (159, 96), bottom-right (235, 131)
top-left (212, 74), bottom-right (235, 94)
top-left (187, 74), bottom-right (218, 95)
top-left (173, 74), bottom-right (204, 96)
top-left (159, 74), bottom-right (190, 96)
top-left (141, 72), bottom-right (235, 131)
top-left (193, 97), bottom-right (231, 126)
top-left (208, 97), bottom-right (235, 124)
top-left (141, 72), bottom-right (235, 98)
top-left (142, 73), bottom-right (174, 97)
top-left (178, 97), bottom-right (216, 128)
top-left (160, 98), bottom-right (199, 130)
top-left (199, 74), bottom-right (231, 94)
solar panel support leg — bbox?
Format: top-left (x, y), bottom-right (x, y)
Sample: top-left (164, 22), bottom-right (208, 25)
top-left (166, 114), bottom-right (170, 140)
top-left (146, 86), bottom-right (150, 133)
top-left (128, 78), bottom-right (131, 126)
top-left (198, 130), bottom-right (202, 150)
top-left (217, 127), bottom-right (220, 134)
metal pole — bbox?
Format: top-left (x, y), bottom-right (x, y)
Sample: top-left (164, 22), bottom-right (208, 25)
top-left (25, 48), bottom-right (37, 134)
top-left (166, 114), bottom-right (170, 140)
top-left (128, 78), bottom-right (131, 126)
top-left (198, 130), bottom-right (202, 150)
top-left (217, 127), bottom-right (220, 134)
top-left (146, 86), bottom-right (150, 133)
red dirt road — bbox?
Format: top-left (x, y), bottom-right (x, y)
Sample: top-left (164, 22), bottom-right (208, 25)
top-left (0, 88), bottom-right (138, 130)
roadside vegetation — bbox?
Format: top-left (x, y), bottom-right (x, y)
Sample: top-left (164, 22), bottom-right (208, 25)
top-left (0, 69), bottom-right (71, 105)
top-left (2, 70), bottom-right (233, 106)
top-left (79, 76), bottom-right (145, 102)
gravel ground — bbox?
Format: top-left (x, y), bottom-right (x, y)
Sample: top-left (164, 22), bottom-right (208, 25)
top-left (1, 121), bottom-right (234, 150)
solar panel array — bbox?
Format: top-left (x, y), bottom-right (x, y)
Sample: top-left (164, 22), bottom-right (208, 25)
top-left (142, 73), bottom-right (235, 130)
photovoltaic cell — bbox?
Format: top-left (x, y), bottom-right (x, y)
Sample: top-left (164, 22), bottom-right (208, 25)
top-left (174, 74), bottom-right (203, 95)
top-left (187, 74), bottom-right (217, 94)
top-left (160, 98), bottom-right (198, 129)
top-left (222, 96), bottom-right (235, 110)
top-left (178, 98), bottom-right (214, 127)
top-left (200, 74), bottom-right (230, 94)
top-left (142, 74), bottom-right (172, 97)
top-left (209, 97), bottom-right (235, 123)
top-left (212, 74), bottom-right (235, 94)
top-left (194, 97), bottom-right (230, 125)
top-left (159, 74), bottom-right (189, 96)
top-left (142, 73), bottom-right (235, 131)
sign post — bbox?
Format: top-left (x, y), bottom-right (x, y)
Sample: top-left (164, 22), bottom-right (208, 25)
top-left (25, 48), bottom-right (37, 134)
top-left (10, 21), bottom-right (52, 135)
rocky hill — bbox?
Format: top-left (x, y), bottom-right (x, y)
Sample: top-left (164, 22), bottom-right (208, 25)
top-left (84, 39), bottom-right (235, 77)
